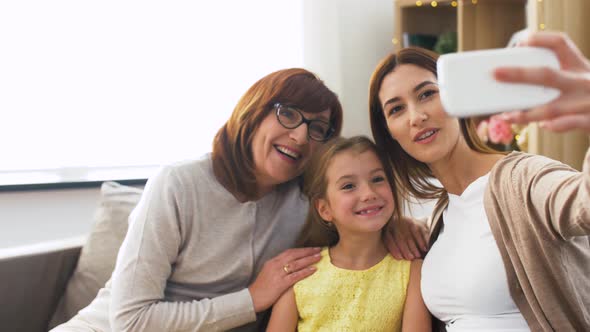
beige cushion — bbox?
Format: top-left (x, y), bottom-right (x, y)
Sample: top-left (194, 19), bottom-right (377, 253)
top-left (49, 181), bottom-right (142, 328)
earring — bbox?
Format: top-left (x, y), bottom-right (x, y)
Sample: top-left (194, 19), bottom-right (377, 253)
top-left (321, 220), bottom-right (334, 228)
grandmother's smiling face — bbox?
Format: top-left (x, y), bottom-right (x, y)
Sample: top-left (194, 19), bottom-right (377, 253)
top-left (251, 105), bottom-right (331, 194)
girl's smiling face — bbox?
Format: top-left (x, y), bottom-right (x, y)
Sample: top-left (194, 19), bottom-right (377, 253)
top-left (316, 149), bottom-right (394, 238)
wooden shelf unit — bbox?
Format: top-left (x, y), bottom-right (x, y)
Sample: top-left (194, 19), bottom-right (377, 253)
top-left (393, 0), bottom-right (527, 52)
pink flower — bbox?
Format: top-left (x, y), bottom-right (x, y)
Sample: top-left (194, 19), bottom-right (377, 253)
top-left (476, 120), bottom-right (489, 142)
top-left (487, 117), bottom-right (514, 145)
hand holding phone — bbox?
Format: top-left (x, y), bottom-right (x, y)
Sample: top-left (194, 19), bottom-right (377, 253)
top-left (494, 31), bottom-right (590, 134)
top-left (437, 47), bottom-right (561, 118)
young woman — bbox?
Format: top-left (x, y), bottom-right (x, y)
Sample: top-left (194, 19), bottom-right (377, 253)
top-left (52, 68), bottom-right (344, 332)
top-left (267, 136), bottom-right (431, 332)
top-left (369, 31), bottom-right (590, 331)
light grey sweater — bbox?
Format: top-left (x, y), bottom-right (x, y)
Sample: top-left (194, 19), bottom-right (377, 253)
top-left (53, 154), bottom-right (308, 332)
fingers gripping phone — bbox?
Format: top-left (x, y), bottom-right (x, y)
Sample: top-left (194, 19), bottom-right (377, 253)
top-left (437, 47), bottom-right (561, 117)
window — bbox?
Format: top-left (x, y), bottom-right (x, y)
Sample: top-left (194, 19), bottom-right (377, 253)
top-left (0, 0), bottom-right (303, 186)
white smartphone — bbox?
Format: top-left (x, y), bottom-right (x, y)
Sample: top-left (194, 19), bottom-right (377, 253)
top-left (437, 47), bottom-right (561, 117)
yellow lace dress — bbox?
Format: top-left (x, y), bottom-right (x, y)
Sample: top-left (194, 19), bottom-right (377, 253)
top-left (293, 247), bottom-right (411, 332)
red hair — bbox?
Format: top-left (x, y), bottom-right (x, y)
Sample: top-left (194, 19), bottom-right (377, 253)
top-left (212, 68), bottom-right (343, 201)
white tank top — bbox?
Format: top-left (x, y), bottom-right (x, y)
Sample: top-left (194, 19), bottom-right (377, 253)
top-left (421, 174), bottom-right (530, 332)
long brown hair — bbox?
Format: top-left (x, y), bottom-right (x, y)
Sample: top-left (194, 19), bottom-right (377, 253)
top-left (212, 68), bottom-right (343, 201)
top-left (368, 47), bottom-right (497, 201)
top-left (297, 136), bottom-right (402, 247)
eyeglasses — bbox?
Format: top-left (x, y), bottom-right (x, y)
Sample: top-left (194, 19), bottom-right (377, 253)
top-left (274, 103), bottom-right (334, 142)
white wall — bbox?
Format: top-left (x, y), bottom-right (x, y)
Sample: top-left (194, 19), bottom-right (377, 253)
top-left (1, 0), bottom-right (405, 249)
top-left (303, 0), bottom-right (395, 137)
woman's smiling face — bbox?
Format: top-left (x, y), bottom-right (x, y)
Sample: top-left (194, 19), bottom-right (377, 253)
top-left (378, 64), bottom-right (462, 165)
top-left (251, 107), bottom-right (331, 193)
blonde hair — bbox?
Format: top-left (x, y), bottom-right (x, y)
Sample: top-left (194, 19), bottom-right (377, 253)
top-left (297, 136), bottom-right (401, 247)
top-left (212, 68), bottom-right (343, 201)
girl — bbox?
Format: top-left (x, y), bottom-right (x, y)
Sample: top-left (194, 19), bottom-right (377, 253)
top-left (267, 136), bottom-right (431, 332)
top-left (369, 31), bottom-right (590, 331)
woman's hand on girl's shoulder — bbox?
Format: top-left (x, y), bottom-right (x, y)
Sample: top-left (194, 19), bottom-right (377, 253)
top-left (385, 216), bottom-right (429, 260)
top-left (248, 247), bottom-right (321, 312)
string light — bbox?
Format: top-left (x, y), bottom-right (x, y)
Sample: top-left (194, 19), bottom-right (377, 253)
top-left (416, 1), bottom-right (423, 6)
top-left (431, 1), bottom-right (437, 7)
top-left (537, 0), bottom-right (545, 31)
top-left (451, 1), bottom-right (458, 7)
top-left (392, 38), bottom-right (399, 45)
top-left (472, 0), bottom-right (478, 4)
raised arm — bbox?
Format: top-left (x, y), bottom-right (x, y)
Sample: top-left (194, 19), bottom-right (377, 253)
top-left (527, 148), bottom-right (590, 237)
top-left (492, 31), bottom-right (590, 236)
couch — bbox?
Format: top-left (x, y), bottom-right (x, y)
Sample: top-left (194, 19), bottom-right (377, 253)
top-left (0, 182), bottom-right (143, 332)
top-left (0, 181), bottom-right (435, 332)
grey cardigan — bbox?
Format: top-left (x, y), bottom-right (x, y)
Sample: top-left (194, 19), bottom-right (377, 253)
top-left (53, 154), bottom-right (308, 332)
